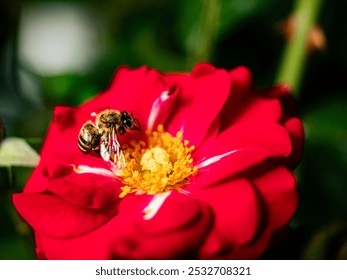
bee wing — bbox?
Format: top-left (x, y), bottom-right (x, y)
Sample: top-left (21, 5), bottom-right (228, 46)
top-left (111, 128), bottom-right (126, 169)
top-left (100, 128), bottom-right (126, 170)
top-left (100, 131), bottom-right (111, 162)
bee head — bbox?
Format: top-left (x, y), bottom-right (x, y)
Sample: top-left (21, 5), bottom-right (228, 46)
top-left (121, 111), bottom-right (141, 131)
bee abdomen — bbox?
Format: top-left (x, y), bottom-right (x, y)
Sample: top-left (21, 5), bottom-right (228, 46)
top-left (78, 136), bottom-right (93, 153)
top-left (78, 121), bottom-right (101, 153)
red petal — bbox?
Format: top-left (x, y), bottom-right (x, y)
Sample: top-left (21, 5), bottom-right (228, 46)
top-left (270, 84), bottom-right (298, 117)
top-left (48, 172), bottom-right (121, 210)
top-left (40, 106), bottom-right (93, 157)
top-left (210, 228), bottom-right (272, 259)
top-left (21, 165), bottom-right (50, 193)
top-left (126, 206), bottom-right (211, 259)
top-left (36, 193), bottom-right (212, 259)
top-left (220, 70), bottom-right (284, 131)
top-left (35, 194), bottom-right (212, 259)
top-left (118, 192), bottom-right (201, 234)
top-left (231, 121), bottom-right (290, 155)
top-left (191, 62), bottom-right (218, 76)
top-left (193, 179), bottom-right (259, 247)
top-left (13, 192), bottom-right (118, 239)
top-left (38, 234), bottom-right (99, 259)
top-left (219, 66), bottom-right (253, 131)
top-left (197, 210), bottom-right (275, 259)
top-left (197, 165), bottom-right (297, 259)
top-left (35, 192), bottom-right (210, 259)
top-left (147, 85), bottom-right (180, 131)
top-left (282, 117), bottom-right (305, 169)
top-left (197, 229), bottom-right (232, 258)
top-left (194, 121), bottom-right (292, 188)
top-left (34, 235), bottom-right (47, 260)
top-left (42, 152), bottom-right (112, 170)
top-left (110, 192), bottom-right (213, 259)
top-left (200, 121), bottom-right (292, 159)
top-left (165, 63), bottom-right (231, 147)
top-left (222, 95), bottom-right (282, 130)
top-left (229, 66), bottom-right (253, 90)
top-left (197, 167), bottom-right (296, 259)
top-left (253, 166), bottom-right (297, 230)
top-left (39, 153), bottom-right (122, 210)
top-left (193, 149), bottom-right (269, 188)
top-left (137, 192), bottom-right (202, 234)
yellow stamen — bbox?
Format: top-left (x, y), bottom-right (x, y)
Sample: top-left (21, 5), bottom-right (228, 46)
top-left (118, 125), bottom-right (198, 198)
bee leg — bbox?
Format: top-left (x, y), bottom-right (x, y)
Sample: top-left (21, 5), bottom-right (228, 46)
top-left (133, 118), bottom-right (141, 131)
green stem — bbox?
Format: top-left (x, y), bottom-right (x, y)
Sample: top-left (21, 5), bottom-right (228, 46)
top-left (187, 0), bottom-right (220, 68)
top-left (7, 165), bottom-right (13, 187)
top-left (275, 0), bottom-right (323, 95)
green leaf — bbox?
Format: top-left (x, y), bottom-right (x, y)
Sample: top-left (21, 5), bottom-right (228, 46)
top-left (0, 137), bottom-right (40, 167)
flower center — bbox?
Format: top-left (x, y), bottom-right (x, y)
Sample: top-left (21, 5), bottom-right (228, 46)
top-left (118, 125), bottom-right (198, 198)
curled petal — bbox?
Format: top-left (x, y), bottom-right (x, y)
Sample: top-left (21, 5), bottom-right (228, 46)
top-left (147, 86), bottom-right (180, 131)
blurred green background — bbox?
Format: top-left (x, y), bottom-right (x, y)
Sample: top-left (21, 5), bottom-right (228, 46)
top-left (1, 0), bottom-right (347, 259)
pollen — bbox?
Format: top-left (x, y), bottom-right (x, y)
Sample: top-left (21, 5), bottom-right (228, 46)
top-left (118, 125), bottom-right (198, 198)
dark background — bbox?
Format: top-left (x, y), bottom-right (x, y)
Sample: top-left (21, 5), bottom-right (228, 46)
top-left (1, 0), bottom-right (347, 259)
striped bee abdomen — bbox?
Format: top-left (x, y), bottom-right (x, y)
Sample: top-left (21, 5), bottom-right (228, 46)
top-left (78, 121), bottom-right (101, 153)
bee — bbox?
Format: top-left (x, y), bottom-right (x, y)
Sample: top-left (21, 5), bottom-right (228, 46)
top-left (77, 109), bottom-right (140, 169)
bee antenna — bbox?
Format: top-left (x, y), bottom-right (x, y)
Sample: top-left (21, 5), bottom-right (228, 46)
top-left (133, 118), bottom-right (141, 132)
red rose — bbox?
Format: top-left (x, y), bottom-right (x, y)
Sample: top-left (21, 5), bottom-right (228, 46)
top-left (13, 63), bottom-right (304, 259)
